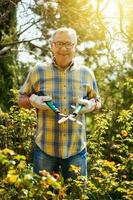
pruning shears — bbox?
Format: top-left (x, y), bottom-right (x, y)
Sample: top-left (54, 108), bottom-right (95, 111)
top-left (41, 93), bottom-right (87, 126)
top-left (58, 96), bottom-right (88, 126)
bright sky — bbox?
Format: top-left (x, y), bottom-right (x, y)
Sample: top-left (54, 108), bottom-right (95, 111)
top-left (17, 0), bottom-right (42, 63)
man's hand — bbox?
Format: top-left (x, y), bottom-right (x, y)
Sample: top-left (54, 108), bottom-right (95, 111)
top-left (29, 94), bottom-right (52, 110)
top-left (77, 98), bottom-right (97, 114)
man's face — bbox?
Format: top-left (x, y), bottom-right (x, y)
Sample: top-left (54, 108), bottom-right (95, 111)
top-left (51, 32), bottom-right (76, 68)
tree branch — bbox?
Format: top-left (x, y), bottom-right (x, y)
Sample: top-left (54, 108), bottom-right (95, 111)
top-left (0, 37), bottom-right (45, 55)
top-left (17, 18), bottom-right (43, 37)
top-left (117, 0), bottom-right (132, 41)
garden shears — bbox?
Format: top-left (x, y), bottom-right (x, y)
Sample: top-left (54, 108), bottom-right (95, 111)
top-left (42, 100), bottom-right (83, 125)
top-left (58, 96), bottom-right (88, 126)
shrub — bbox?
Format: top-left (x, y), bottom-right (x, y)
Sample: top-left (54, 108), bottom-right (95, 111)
top-left (0, 89), bottom-right (36, 162)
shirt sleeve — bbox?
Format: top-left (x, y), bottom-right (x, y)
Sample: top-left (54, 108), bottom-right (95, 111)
top-left (87, 70), bottom-right (101, 102)
top-left (19, 67), bottom-right (39, 96)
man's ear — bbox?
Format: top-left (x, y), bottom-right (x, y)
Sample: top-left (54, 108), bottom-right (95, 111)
top-left (50, 39), bottom-right (53, 46)
top-left (50, 42), bottom-right (54, 53)
top-left (75, 44), bottom-right (78, 50)
top-left (49, 39), bottom-right (53, 49)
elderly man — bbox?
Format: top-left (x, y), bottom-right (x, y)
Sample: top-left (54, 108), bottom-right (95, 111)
top-left (19, 27), bottom-right (101, 181)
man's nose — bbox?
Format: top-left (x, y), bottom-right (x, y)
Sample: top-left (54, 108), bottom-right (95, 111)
top-left (61, 45), bottom-right (68, 51)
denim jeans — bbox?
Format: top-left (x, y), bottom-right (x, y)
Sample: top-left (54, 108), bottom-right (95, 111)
top-left (33, 144), bottom-right (87, 181)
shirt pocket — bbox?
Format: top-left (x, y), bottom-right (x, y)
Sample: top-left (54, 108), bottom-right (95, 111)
top-left (38, 77), bottom-right (56, 98)
top-left (44, 78), bottom-right (62, 108)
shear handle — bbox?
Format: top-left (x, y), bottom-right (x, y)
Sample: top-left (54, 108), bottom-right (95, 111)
top-left (45, 101), bottom-right (60, 114)
top-left (38, 92), bottom-right (61, 114)
top-left (41, 100), bottom-right (60, 114)
top-left (73, 96), bottom-right (88, 116)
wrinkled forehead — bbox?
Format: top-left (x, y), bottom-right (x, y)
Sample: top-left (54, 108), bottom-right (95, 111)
top-left (52, 31), bottom-right (77, 44)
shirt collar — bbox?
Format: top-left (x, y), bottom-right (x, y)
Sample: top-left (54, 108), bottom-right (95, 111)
top-left (52, 57), bottom-right (75, 72)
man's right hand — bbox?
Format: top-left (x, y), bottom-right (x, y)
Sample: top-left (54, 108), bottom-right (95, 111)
top-left (29, 94), bottom-right (52, 110)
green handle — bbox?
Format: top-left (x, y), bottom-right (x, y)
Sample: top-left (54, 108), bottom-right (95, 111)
top-left (73, 96), bottom-right (88, 116)
top-left (38, 92), bottom-right (60, 114)
top-left (73, 104), bottom-right (84, 116)
top-left (45, 101), bottom-right (60, 114)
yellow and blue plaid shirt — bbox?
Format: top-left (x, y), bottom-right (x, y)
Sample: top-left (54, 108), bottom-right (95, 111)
top-left (20, 61), bottom-right (100, 158)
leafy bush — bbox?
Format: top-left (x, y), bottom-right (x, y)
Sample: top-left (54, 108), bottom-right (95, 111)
top-left (86, 105), bottom-right (133, 200)
top-left (0, 148), bottom-right (88, 200)
top-left (0, 147), bottom-right (132, 200)
top-left (0, 89), bottom-right (36, 162)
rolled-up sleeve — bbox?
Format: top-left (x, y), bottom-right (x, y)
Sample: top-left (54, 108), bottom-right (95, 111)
top-left (19, 67), bottom-right (39, 96)
top-left (87, 70), bottom-right (101, 103)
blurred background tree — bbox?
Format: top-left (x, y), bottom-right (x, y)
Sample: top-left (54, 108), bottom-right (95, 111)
top-left (0, 0), bottom-right (20, 110)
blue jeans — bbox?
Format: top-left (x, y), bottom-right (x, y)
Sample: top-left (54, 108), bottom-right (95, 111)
top-left (33, 144), bottom-right (87, 181)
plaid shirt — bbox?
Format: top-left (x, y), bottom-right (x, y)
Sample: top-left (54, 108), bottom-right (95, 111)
top-left (20, 61), bottom-right (100, 158)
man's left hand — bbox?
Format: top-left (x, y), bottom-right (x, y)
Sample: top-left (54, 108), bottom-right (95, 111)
top-left (77, 98), bottom-right (97, 114)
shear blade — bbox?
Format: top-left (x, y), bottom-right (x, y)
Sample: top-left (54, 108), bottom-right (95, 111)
top-left (58, 115), bottom-right (83, 126)
top-left (68, 115), bottom-right (76, 121)
top-left (76, 120), bottom-right (83, 126)
top-left (70, 117), bottom-right (83, 126)
top-left (58, 116), bottom-right (69, 124)
top-left (68, 115), bottom-right (83, 126)
top-left (59, 113), bottom-right (66, 117)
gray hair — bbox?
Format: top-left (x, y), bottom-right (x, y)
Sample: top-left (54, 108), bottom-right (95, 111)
top-left (51, 27), bottom-right (77, 44)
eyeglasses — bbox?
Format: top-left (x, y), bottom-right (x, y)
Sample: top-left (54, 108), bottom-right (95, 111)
top-left (53, 41), bottom-right (75, 49)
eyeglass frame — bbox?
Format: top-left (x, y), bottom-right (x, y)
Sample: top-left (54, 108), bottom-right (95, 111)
top-left (52, 41), bottom-right (76, 49)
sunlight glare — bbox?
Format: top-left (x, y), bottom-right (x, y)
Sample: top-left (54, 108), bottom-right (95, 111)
top-left (90, 0), bottom-right (119, 18)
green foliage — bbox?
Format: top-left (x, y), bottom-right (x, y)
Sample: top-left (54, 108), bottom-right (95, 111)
top-left (0, 148), bottom-right (59, 200)
top-left (0, 89), bottom-right (36, 161)
top-left (85, 65), bottom-right (133, 199)
top-left (87, 107), bottom-right (133, 199)
top-left (0, 148), bottom-right (88, 200)
top-left (0, 0), bottom-right (20, 111)
top-left (87, 158), bottom-right (133, 200)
